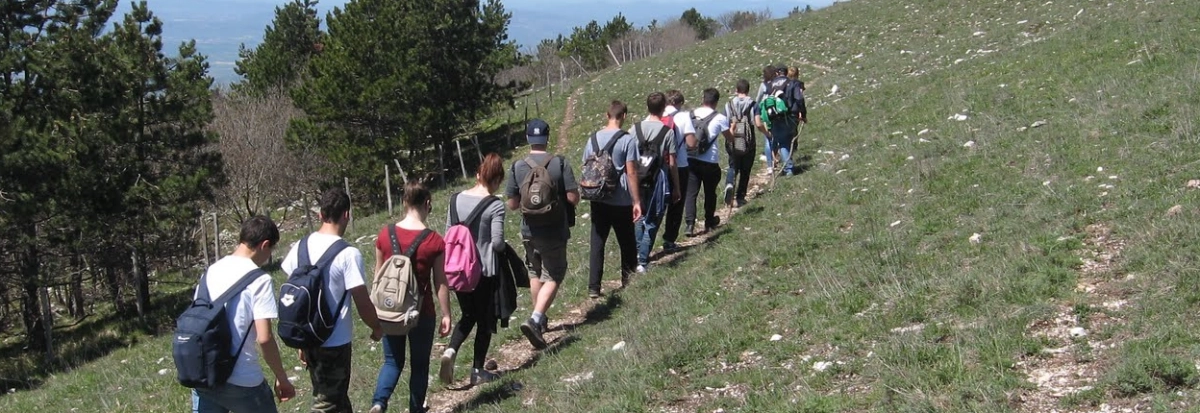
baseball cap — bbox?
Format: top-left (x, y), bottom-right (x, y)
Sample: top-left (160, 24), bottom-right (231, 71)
top-left (526, 119), bottom-right (550, 145)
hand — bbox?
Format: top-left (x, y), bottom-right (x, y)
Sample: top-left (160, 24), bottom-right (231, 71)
top-left (297, 350), bottom-right (307, 368)
top-left (671, 192), bottom-right (681, 204)
top-left (631, 203), bottom-right (643, 222)
top-left (370, 326), bottom-right (382, 342)
top-left (439, 316), bottom-right (452, 337)
top-left (275, 378), bottom-right (296, 402)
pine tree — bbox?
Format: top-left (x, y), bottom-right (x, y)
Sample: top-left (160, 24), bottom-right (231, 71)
top-left (235, 0), bottom-right (322, 95)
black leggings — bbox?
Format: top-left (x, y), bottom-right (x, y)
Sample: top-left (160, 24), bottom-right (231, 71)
top-left (448, 276), bottom-right (496, 369)
top-left (588, 202), bottom-right (637, 291)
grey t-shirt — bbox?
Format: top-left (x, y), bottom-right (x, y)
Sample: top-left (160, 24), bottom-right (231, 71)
top-left (446, 192), bottom-right (505, 277)
top-left (581, 128), bottom-right (640, 206)
top-left (505, 152), bottom-right (578, 241)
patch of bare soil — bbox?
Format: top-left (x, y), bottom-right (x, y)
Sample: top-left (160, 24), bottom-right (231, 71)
top-left (554, 87), bottom-right (584, 153)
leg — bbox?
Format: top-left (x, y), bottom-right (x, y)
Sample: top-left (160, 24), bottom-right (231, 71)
top-left (195, 381), bottom-right (278, 413)
top-left (685, 165), bottom-right (702, 231)
top-left (634, 218), bottom-right (649, 266)
top-left (662, 167), bottom-right (689, 245)
top-left (611, 204), bottom-right (637, 283)
top-left (406, 317), bottom-right (436, 413)
top-left (192, 388), bottom-right (230, 413)
top-left (699, 161), bottom-right (720, 228)
top-left (726, 155), bottom-right (737, 187)
top-left (523, 239), bottom-right (542, 309)
top-left (764, 136), bottom-right (774, 171)
top-left (448, 291), bottom-right (477, 352)
top-left (310, 344), bottom-right (353, 413)
top-left (468, 279), bottom-right (496, 369)
top-left (588, 202), bottom-right (614, 293)
top-left (736, 154), bottom-right (754, 201)
top-left (776, 133), bottom-right (794, 175)
top-left (370, 337), bottom-right (406, 412)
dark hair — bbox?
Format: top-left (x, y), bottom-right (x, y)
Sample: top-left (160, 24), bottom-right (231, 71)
top-left (736, 79), bottom-right (750, 94)
top-left (665, 89), bottom-right (684, 107)
top-left (402, 181), bottom-right (431, 208)
top-left (477, 153), bottom-right (505, 187)
top-left (762, 65), bottom-right (776, 82)
top-left (607, 100), bottom-right (627, 120)
top-left (319, 188), bottom-right (351, 223)
top-left (646, 92), bottom-right (667, 116)
top-left (239, 215), bottom-right (280, 248)
top-left (702, 88), bottom-right (720, 107)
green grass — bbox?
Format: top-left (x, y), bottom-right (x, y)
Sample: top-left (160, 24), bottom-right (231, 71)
top-left (5, 0), bottom-right (1200, 411)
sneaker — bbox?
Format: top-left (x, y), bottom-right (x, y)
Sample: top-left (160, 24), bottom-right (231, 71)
top-left (588, 289), bottom-right (601, 299)
top-left (759, 154), bottom-right (768, 161)
top-left (723, 184), bottom-right (734, 206)
top-left (438, 348), bottom-right (456, 384)
top-left (662, 242), bottom-right (679, 252)
top-left (369, 404), bottom-right (383, 413)
top-left (470, 368), bottom-right (499, 386)
top-left (520, 318), bottom-right (547, 349)
top-left (685, 223), bottom-right (696, 237)
top-left (764, 167), bottom-right (774, 176)
top-left (636, 265), bottom-right (647, 274)
top-left (736, 198), bottom-right (748, 208)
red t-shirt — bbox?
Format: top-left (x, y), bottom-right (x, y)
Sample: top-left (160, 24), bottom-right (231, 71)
top-left (375, 225), bottom-right (445, 317)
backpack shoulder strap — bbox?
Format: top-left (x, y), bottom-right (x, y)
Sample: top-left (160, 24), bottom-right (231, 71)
top-left (652, 124), bottom-right (670, 143)
top-left (449, 192), bottom-right (463, 225)
top-left (590, 133), bottom-right (601, 154)
top-left (404, 229), bottom-right (434, 259)
top-left (633, 123), bottom-right (645, 143)
top-left (603, 131), bottom-right (625, 153)
top-left (540, 153), bottom-right (555, 168)
top-left (462, 195), bottom-right (499, 226)
top-left (209, 268), bottom-right (268, 305)
top-left (388, 224), bottom-right (402, 254)
top-left (315, 239), bottom-right (350, 268)
top-left (297, 235), bottom-right (312, 268)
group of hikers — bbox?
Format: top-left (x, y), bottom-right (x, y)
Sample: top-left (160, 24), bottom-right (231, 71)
top-left (174, 63), bottom-right (808, 413)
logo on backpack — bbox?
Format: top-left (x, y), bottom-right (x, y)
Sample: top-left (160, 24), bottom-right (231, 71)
top-left (688, 111), bottom-right (719, 156)
top-left (173, 269), bottom-right (266, 389)
top-left (277, 237), bottom-right (351, 349)
top-left (579, 131), bottom-right (626, 201)
top-left (519, 154), bottom-right (564, 227)
top-left (633, 122), bottom-right (672, 186)
top-left (371, 226), bottom-right (432, 336)
top-left (444, 194), bottom-right (500, 292)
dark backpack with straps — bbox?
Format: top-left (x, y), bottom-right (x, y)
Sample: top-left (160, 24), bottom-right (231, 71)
top-left (633, 123), bottom-right (671, 186)
top-left (689, 111), bottom-right (720, 156)
top-left (173, 268), bottom-right (266, 389)
top-left (277, 237), bottom-right (351, 349)
top-left (371, 227), bottom-right (432, 336)
top-left (518, 154), bottom-right (565, 227)
top-left (579, 131), bottom-right (626, 201)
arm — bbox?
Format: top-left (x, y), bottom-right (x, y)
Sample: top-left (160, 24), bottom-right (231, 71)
top-left (432, 254), bottom-right (452, 337)
top-left (506, 196), bottom-right (520, 210)
top-left (566, 190), bottom-right (580, 206)
top-left (667, 153), bottom-right (680, 203)
top-left (625, 160), bottom-right (643, 221)
top-left (489, 202), bottom-right (505, 252)
top-left (349, 285), bottom-right (381, 338)
top-left (256, 319), bottom-right (295, 402)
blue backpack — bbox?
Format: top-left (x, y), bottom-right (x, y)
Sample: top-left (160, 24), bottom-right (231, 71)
top-left (277, 237), bottom-right (351, 349)
top-left (173, 268), bottom-right (266, 389)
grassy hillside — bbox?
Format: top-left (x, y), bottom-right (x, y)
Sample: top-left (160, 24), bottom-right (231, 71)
top-left (4, 0), bottom-right (1200, 411)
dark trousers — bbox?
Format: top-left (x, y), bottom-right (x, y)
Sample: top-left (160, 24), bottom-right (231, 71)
top-left (448, 276), bottom-right (496, 369)
top-left (588, 202), bottom-right (636, 292)
top-left (726, 151), bottom-right (755, 201)
top-left (662, 166), bottom-right (690, 244)
top-left (685, 160), bottom-right (721, 228)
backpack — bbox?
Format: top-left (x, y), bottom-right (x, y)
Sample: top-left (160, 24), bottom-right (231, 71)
top-left (728, 100), bottom-right (753, 156)
top-left (579, 131), bottom-right (626, 201)
top-left (688, 111), bottom-right (719, 156)
top-left (277, 237), bottom-right (351, 349)
top-left (444, 193), bottom-right (499, 292)
top-left (633, 122), bottom-right (671, 187)
top-left (518, 154), bottom-right (564, 227)
top-left (173, 268), bottom-right (266, 389)
top-left (760, 77), bottom-right (799, 127)
top-left (371, 226), bottom-right (432, 336)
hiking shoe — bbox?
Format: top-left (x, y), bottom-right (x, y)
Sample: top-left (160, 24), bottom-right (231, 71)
top-left (588, 289), bottom-right (602, 299)
top-left (470, 368), bottom-right (499, 386)
top-left (520, 318), bottom-right (547, 349)
top-left (705, 216), bottom-right (721, 231)
top-left (621, 272), bottom-right (630, 288)
top-left (685, 223), bottom-right (696, 237)
top-left (662, 242), bottom-right (679, 252)
top-left (369, 404), bottom-right (383, 413)
top-left (736, 198), bottom-right (748, 208)
top-left (636, 265), bottom-right (647, 274)
top-left (438, 348), bottom-right (456, 384)
top-left (723, 184), bottom-right (734, 206)
top-left (763, 167), bottom-right (774, 176)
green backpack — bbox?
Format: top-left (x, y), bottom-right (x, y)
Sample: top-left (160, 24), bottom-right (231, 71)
top-left (758, 95), bottom-right (788, 128)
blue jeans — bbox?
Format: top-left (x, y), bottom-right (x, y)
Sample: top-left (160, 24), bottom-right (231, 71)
top-left (635, 212), bottom-right (662, 266)
top-left (372, 316), bottom-right (435, 413)
top-left (769, 120), bottom-right (797, 174)
top-left (764, 138), bottom-right (773, 170)
top-left (192, 380), bottom-right (277, 413)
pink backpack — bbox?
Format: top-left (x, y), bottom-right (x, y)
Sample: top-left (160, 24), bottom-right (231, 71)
top-left (444, 194), bottom-right (499, 292)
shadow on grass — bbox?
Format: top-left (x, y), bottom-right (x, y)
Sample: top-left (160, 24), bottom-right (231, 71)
top-left (0, 286), bottom-right (195, 396)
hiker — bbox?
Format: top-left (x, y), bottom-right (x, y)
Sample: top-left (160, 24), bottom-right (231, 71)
top-left (754, 65), bottom-right (777, 174)
top-left (505, 118), bottom-right (580, 350)
top-left (439, 153), bottom-right (507, 386)
top-left (684, 88), bottom-right (732, 236)
top-left (279, 188), bottom-right (383, 413)
top-left (761, 64), bottom-right (807, 176)
top-left (787, 66), bottom-right (807, 95)
top-left (631, 92), bottom-right (680, 272)
top-left (724, 79), bottom-right (757, 208)
top-left (581, 100), bottom-right (643, 298)
top-left (660, 90), bottom-right (695, 252)
top-left (189, 216), bottom-right (295, 413)
top-left (368, 181), bottom-right (453, 413)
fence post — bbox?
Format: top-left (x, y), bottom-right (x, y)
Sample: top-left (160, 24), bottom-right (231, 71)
top-left (385, 164), bottom-right (393, 217)
top-left (472, 135), bottom-right (483, 162)
top-left (344, 177), bottom-right (354, 232)
top-left (211, 212), bottom-right (219, 259)
top-left (199, 215), bottom-right (209, 264)
top-left (455, 139), bottom-right (468, 179)
top-left (393, 159), bottom-right (410, 184)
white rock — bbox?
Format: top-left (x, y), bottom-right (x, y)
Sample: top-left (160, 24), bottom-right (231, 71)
top-left (1043, 181), bottom-right (1051, 186)
top-left (770, 334), bottom-right (783, 341)
top-left (288, 375), bottom-right (299, 382)
top-left (1097, 167), bottom-right (1104, 172)
top-left (840, 154), bottom-right (850, 161)
top-left (813, 361), bottom-right (833, 372)
top-left (973, 31), bottom-right (986, 36)
top-left (1069, 327), bottom-right (1088, 338)
top-left (157, 368), bottom-right (170, 376)
top-left (906, 156), bottom-right (914, 160)
top-left (963, 141), bottom-right (976, 148)
top-left (889, 220), bottom-right (902, 227)
top-left (917, 128), bottom-right (930, 135)
top-left (1108, 175), bottom-right (1118, 180)
top-left (969, 233), bottom-right (982, 244)
top-left (918, 138), bottom-right (930, 143)
top-left (949, 113), bottom-right (969, 121)
top-left (1030, 120), bottom-right (1048, 128)
top-left (294, 366), bottom-right (304, 371)
top-left (581, 213), bottom-right (590, 219)
top-left (156, 357), bottom-right (165, 364)
top-left (1187, 179), bottom-right (1200, 189)
top-left (612, 341), bottom-right (626, 351)
top-left (1017, 127), bottom-right (1028, 132)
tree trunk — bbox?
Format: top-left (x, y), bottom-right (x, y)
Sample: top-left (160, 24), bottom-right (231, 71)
top-left (19, 223), bottom-right (43, 350)
top-left (132, 246), bottom-right (149, 321)
top-left (105, 265), bottom-right (121, 314)
top-left (72, 258), bottom-right (86, 318)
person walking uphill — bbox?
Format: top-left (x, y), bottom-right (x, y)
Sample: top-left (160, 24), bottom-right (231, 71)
top-left (660, 90), bottom-right (695, 252)
top-left (761, 64), bottom-right (807, 176)
top-left (580, 100), bottom-right (643, 298)
top-left (279, 188), bottom-right (383, 413)
top-left (187, 216), bottom-right (295, 413)
top-left (439, 154), bottom-right (507, 386)
top-left (724, 79), bottom-right (757, 208)
top-left (368, 182), bottom-right (453, 413)
top-left (685, 88), bottom-right (732, 236)
top-left (631, 92), bottom-right (679, 271)
top-left (506, 119), bottom-right (580, 350)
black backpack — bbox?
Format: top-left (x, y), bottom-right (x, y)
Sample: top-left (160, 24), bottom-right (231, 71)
top-left (277, 236), bottom-right (351, 349)
top-left (579, 131), bottom-right (626, 201)
top-left (689, 111), bottom-right (719, 156)
top-left (633, 122), bottom-right (671, 187)
top-left (173, 268), bottom-right (266, 389)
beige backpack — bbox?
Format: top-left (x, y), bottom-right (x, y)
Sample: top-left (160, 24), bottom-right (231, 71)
top-left (371, 226), bottom-right (431, 336)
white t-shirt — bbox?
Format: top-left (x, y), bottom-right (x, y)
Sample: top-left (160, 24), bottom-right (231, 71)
top-left (280, 232), bottom-right (366, 348)
top-left (197, 255), bottom-right (276, 388)
top-left (665, 105), bottom-right (693, 169)
top-left (688, 106), bottom-right (730, 165)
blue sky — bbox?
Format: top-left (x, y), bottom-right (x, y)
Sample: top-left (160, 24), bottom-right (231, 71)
top-left (117, 0), bottom-right (831, 84)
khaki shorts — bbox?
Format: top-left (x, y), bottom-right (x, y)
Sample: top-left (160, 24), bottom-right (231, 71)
top-left (523, 237), bottom-right (568, 283)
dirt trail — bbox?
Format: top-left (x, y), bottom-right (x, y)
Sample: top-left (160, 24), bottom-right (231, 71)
top-left (554, 87), bottom-right (584, 153)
